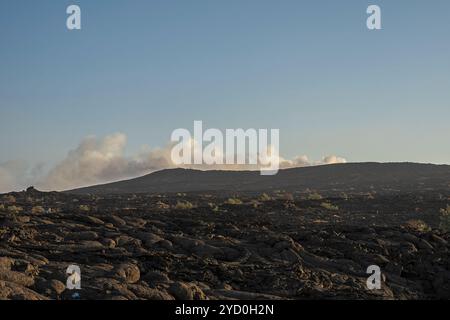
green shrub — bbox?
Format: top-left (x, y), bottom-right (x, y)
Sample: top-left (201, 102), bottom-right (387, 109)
top-left (340, 192), bottom-right (349, 200)
top-left (225, 198), bottom-right (243, 205)
top-left (320, 202), bottom-right (339, 211)
top-left (307, 192), bottom-right (323, 200)
top-left (79, 205), bottom-right (90, 212)
top-left (259, 193), bottom-right (272, 202)
top-left (174, 201), bottom-right (194, 210)
top-left (405, 219), bottom-right (431, 233)
top-left (208, 203), bottom-right (220, 212)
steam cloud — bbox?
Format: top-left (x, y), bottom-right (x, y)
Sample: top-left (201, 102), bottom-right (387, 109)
top-left (0, 160), bottom-right (42, 193)
top-left (38, 133), bottom-right (175, 191)
top-left (0, 133), bottom-right (346, 192)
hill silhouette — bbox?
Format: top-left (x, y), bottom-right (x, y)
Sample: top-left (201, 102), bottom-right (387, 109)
top-left (66, 162), bottom-right (450, 195)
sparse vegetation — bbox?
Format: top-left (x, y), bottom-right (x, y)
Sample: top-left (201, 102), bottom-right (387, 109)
top-left (365, 192), bottom-right (375, 200)
top-left (127, 194), bottom-right (138, 201)
top-left (208, 202), bottom-right (220, 212)
top-left (174, 200), bottom-right (194, 210)
top-left (439, 205), bottom-right (450, 232)
top-left (79, 205), bottom-right (90, 212)
top-left (280, 192), bottom-right (294, 201)
top-left (31, 206), bottom-right (45, 214)
top-left (340, 192), bottom-right (349, 201)
top-left (307, 192), bottom-right (323, 200)
top-left (259, 193), bottom-right (272, 202)
top-left (0, 180), bottom-right (449, 300)
top-left (439, 205), bottom-right (450, 215)
top-left (7, 205), bottom-right (23, 214)
top-left (250, 200), bottom-right (262, 209)
top-left (225, 198), bottom-right (243, 205)
top-left (273, 190), bottom-right (286, 198)
top-left (320, 202), bottom-right (339, 211)
top-left (405, 219), bottom-right (431, 233)
top-left (3, 195), bottom-right (16, 204)
top-left (284, 201), bottom-right (297, 210)
top-left (156, 201), bottom-right (170, 209)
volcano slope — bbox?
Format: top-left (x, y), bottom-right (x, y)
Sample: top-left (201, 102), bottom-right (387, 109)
top-left (1, 164), bottom-right (450, 300)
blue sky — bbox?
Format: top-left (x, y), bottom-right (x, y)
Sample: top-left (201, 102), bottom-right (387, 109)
top-left (1, 0), bottom-right (450, 190)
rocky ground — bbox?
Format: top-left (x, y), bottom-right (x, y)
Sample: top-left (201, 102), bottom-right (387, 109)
top-left (0, 188), bottom-right (449, 300)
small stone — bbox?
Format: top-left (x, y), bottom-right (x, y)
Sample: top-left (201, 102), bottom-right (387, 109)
top-left (115, 263), bottom-right (140, 284)
top-left (109, 215), bottom-right (126, 226)
top-left (85, 216), bottom-right (105, 225)
top-left (65, 231), bottom-right (99, 241)
top-left (157, 239), bottom-right (173, 250)
top-left (101, 238), bottom-right (116, 248)
top-left (0, 257), bottom-right (14, 270)
top-left (169, 282), bottom-right (194, 300)
top-left (144, 270), bottom-right (170, 284)
top-left (17, 216), bottom-right (31, 223)
top-left (50, 279), bottom-right (66, 295)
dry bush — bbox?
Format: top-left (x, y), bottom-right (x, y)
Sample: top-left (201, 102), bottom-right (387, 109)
top-left (250, 200), bottom-right (262, 209)
top-left (208, 203), bottom-right (220, 212)
top-left (31, 206), bottom-right (45, 214)
top-left (259, 193), bottom-right (272, 202)
top-left (340, 192), bottom-right (349, 200)
top-left (156, 201), bottom-right (170, 209)
top-left (365, 192), bottom-right (375, 200)
top-left (79, 205), bottom-right (90, 212)
top-left (405, 219), bottom-right (431, 233)
top-left (320, 202), bottom-right (339, 211)
top-left (307, 192), bottom-right (323, 200)
top-left (174, 201), bottom-right (194, 210)
top-left (7, 205), bottom-right (23, 214)
top-left (2, 195), bottom-right (16, 204)
top-left (284, 201), bottom-right (298, 210)
top-left (280, 192), bottom-right (294, 201)
top-left (439, 205), bottom-right (450, 232)
top-left (225, 198), bottom-right (243, 205)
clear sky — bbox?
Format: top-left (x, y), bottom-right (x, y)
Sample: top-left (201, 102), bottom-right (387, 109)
top-left (1, 0), bottom-right (450, 190)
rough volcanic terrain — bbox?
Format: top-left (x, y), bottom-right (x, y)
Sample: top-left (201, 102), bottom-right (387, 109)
top-left (1, 183), bottom-right (449, 300)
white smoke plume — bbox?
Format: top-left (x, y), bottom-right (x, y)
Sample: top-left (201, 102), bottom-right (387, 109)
top-left (0, 160), bottom-right (43, 193)
top-left (0, 133), bottom-right (346, 192)
top-left (38, 133), bottom-right (175, 191)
